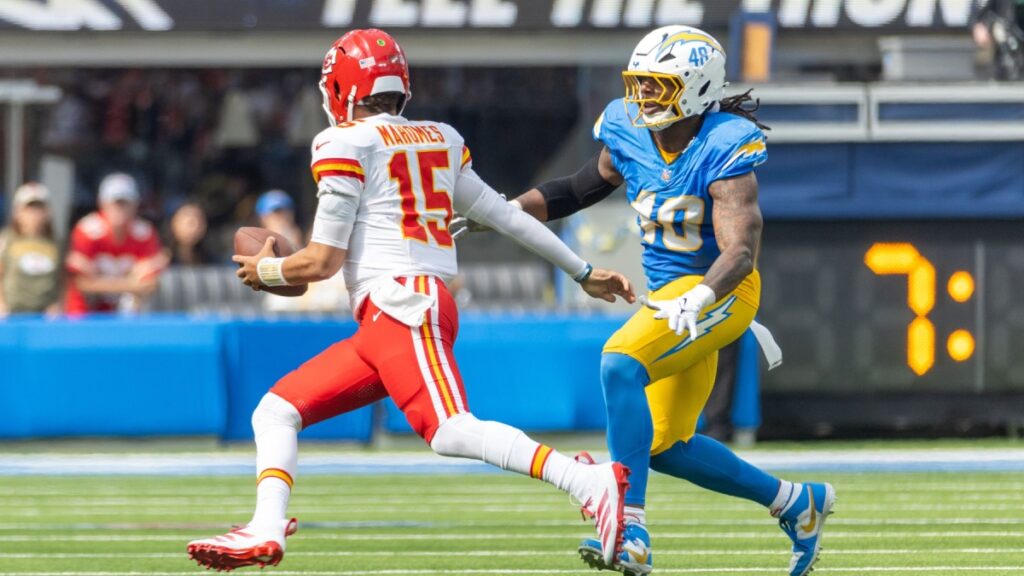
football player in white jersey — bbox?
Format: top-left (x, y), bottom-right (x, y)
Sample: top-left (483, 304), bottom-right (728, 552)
top-left (186, 29), bottom-right (636, 572)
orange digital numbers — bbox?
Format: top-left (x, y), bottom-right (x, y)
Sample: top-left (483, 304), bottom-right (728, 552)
top-left (865, 243), bottom-right (976, 376)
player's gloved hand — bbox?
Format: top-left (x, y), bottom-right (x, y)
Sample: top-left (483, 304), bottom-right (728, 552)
top-left (578, 265), bottom-right (636, 304)
top-left (645, 283), bottom-right (716, 340)
top-left (449, 214), bottom-right (490, 240)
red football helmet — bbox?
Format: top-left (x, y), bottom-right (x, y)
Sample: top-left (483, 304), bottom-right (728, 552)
top-left (319, 29), bottom-right (411, 126)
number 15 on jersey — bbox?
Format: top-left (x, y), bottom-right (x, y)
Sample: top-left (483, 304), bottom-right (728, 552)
top-left (389, 150), bottom-right (454, 248)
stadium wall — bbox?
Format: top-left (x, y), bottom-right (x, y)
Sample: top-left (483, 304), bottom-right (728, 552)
top-left (0, 314), bottom-right (627, 441)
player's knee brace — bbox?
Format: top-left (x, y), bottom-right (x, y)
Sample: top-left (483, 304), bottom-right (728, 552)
top-left (251, 393), bottom-right (303, 435)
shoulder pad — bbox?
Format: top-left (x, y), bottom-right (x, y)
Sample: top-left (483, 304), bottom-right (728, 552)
top-left (310, 124), bottom-right (374, 164)
top-left (432, 122), bottom-right (465, 146)
top-left (703, 111), bottom-right (760, 143)
top-left (593, 98), bottom-right (633, 144)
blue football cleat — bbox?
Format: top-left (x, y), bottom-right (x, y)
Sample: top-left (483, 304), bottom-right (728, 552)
top-left (578, 537), bottom-right (608, 572)
top-left (776, 482), bottom-right (836, 576)
top-left (578, 522), bottom-right (652, 576)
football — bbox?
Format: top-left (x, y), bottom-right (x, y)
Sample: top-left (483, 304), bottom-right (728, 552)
top-left (233, 227), bottom-right (307, 297)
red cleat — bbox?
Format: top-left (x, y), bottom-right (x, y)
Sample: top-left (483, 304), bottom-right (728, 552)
top-left (575, 453), bottom-right (631, 567)
top-left (187, 518), bottom-right (297, 571)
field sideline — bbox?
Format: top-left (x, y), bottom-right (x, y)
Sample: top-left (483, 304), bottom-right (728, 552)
top-left (2, 444), bottom-right (1024, 575)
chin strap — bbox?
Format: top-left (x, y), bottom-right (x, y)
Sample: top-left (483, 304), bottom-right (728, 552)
top-left (644, 108), bottom-right (679, 132)
top-left (345, 86), bottom-right (357, 122)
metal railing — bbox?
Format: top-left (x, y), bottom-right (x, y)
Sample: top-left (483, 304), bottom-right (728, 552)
top-left (729, 82), bottom-right (1024, 143)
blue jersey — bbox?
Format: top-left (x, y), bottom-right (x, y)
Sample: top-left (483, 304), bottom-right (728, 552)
top-left (594, 99), bottom-right (767, 291)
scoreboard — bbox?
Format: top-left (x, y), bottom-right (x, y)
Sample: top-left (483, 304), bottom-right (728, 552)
top-left (757, 221), bottom-right (1024, 395)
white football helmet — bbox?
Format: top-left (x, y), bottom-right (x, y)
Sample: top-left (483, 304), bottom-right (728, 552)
top-left (623, 25), bottom-right (727, 131)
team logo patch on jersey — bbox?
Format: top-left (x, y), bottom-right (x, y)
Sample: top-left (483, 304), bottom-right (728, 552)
top-left (722, 138), bottom-right (767, 171)
top-left (661, 169), bottom-right (671, 181)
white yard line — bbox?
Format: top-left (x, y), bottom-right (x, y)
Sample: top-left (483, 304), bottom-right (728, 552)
top-left (6, 482), bottom-right (1024, 499)
top-left (3, 548), bottom-right (1024, 559)
top-left (3, 568), bottom-right (1024, 575)
top-left (6, 499), bottom-right (1024, 513)
top-left (2, 489), bottom-right (1023, 504)
top-left (6, 517), bottom-right (1024, 526)
top-left (3, 449), bottom-right (1024, 475)
top-left (1, 531), bottom-right (1023, 542)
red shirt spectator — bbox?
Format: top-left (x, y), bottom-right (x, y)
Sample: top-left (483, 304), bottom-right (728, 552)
top-left (64, 174), bottom-right (167, 315)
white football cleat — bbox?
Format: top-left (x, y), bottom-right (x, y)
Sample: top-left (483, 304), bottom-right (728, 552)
top-left (576, 451), bottom-right (631, 567)
top-left (187, 517), bottom-right (297, 571)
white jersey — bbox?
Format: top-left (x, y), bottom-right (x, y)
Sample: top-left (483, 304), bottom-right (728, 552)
top-left (309, 113), bottom-right (470, 313)
top-left (308, 113), bottom-right (588, 321)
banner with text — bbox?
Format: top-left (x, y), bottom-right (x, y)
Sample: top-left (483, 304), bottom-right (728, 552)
top-left (0, 0), bottom-right (983, 32)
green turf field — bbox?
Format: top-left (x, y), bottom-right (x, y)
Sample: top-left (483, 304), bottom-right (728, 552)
top-left (2, 470), bottom-right (1024, 575)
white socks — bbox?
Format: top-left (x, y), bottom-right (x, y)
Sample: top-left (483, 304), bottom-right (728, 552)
top-left (246, 402), bottom-right (603, 528)
top-left (430, 413), bottom-right (593, 501)
top-left (770, 480), bottom-right (798, 518)
top-left (249, 393), bottom-right (302, 528)
top-left (624, 505), bottom-right (646, 526)
top-left (540, 448), bottom-right (593, 502)
top-left (252, 477), bottom-right (291, 527)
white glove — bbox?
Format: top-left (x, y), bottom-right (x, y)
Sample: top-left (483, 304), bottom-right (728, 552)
top-left (645, 284), bottom-right (716, 340)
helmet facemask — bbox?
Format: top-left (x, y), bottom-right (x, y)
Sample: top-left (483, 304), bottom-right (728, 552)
top-left (622, 71), bottom-right (685, 131)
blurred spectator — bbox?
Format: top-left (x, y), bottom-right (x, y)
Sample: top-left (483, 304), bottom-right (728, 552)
top-left (65, 173), bottom-right (168, 315)
top-left (167, 201), bottom-right (216, 265)
top-left (256, 189), bottom-right (303, 248)
top-left (0, 184), bottom-right (62, 316)
top-left (973, 0), bottom-right (1024, 80)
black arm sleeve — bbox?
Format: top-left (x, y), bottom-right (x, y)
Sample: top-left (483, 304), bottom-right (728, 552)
top-left (534, 152), bottom-right (619, 221)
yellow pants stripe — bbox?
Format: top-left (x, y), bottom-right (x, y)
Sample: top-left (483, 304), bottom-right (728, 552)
top-left (417, 278), bottom-right (457, 417)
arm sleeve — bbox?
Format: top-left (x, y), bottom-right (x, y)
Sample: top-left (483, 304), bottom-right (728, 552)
top-left (310, 181), bottom-right (360, 250)
top-left (535, 152), bottom-right (619, 220)
top-left (309, 136), bottom-right (365, 250)
top-left (454, 168), bottom-right (588, 279)
top-left (712, 128), bottom-right (768, 183)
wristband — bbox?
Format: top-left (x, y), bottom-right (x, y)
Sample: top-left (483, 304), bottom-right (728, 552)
top-left (257, 257), bottom-right (290, 287)
top-left (684, 283), bottom-right (716, 308)
top-left (573, 263), bottom-right (594, 283)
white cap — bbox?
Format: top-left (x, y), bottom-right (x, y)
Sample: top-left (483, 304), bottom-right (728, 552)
top-left (13, 182), bottom-right (50, 208)
top-left (98, 173), bottom-right (140, 205)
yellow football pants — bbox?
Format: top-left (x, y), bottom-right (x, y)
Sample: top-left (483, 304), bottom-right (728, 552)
top-left (603, 271), bottom-right (760, 455)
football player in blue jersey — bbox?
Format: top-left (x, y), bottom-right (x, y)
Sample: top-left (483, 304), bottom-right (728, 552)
top-left (454, 25), bottom-right (834, 576)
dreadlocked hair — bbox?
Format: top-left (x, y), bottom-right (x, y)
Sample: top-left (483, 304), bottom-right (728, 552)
top-left (718, 89), bottom-right (770, 131)
top-left (358, 92), bottom-right (406, 115)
